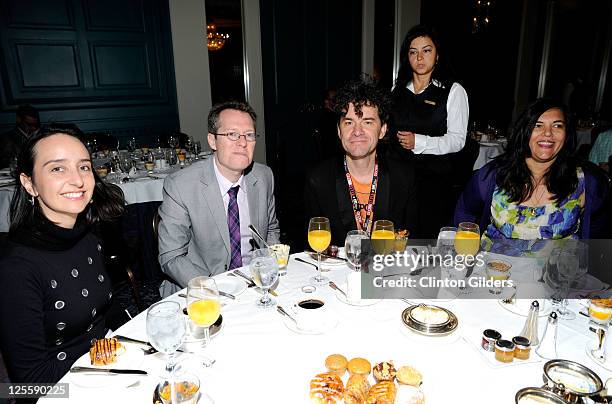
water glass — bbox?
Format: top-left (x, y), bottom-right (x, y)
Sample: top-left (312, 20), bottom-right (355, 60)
top-left (146, 301), bottom-right (185, 375)
top-left (250, 248), bottom-right (279, 308)
top-left (344, 230), bottom-right (368, 271)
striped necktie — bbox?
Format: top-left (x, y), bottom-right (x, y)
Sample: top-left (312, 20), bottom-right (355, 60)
top-left (227, 186), bottom-right (242, 269)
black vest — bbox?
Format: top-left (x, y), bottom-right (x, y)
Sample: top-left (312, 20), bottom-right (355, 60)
top-left (391, 83), bottom-right (451, 137)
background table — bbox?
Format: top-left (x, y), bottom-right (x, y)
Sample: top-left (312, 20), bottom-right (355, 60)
top-left (474, 141), bottom-right (505, 170)
top-left (41, 252), bottom-right (612, 403)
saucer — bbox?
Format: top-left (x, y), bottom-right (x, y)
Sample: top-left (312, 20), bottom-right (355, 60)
top-left (334, 286), bottom-right (380, 306)
top-left (215, 276), bottom-right (247, 297)
top-left (585, 343), bottom-right (612, 371)
top-left (280, 312), bottom-right (338, 335)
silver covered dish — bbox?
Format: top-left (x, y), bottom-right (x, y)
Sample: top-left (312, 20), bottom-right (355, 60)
top-left (401, 304), bottom-right (458, 336)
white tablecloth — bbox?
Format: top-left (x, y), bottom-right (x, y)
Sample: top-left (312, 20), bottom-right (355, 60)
top-left (474, 141), bottom-right (505, 170)
top-left (40, 253), bottom-right (611, 404)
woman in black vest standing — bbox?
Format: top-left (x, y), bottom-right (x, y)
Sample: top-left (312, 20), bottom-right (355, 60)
top-left (390, 24), bottom-right (472, 238)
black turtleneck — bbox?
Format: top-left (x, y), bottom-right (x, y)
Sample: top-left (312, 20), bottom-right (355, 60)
top-left (0, 211), bottom-right (111, 389)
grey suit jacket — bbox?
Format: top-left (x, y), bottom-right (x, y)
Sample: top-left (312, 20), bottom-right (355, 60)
top-left (158, 156), bottom-right (281, 297)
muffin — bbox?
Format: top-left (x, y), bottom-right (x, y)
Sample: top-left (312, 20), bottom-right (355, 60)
top-left (396, 385), bottom-right (425, 404)
top-left (325, 354), bottom-right (348, 377)
top-left (396, 366), bottom-right (423, 387)
top-left (348, 357), bottom-right (371, 377)
top-left (373, 361), bottom-right (397, 382)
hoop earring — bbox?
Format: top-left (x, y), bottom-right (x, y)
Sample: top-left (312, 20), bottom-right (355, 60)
top-left (29, 196), bottom-right (34, 205)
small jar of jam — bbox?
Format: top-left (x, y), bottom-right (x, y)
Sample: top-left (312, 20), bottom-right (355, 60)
top-left (512, 336), bottom-right (531, 360)
top-left (481, 329), bottom-right (502, 352)
top-left (495, 339), bottom-right (515, 363)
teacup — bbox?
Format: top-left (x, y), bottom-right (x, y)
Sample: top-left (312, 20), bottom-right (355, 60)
top-left (291, 298), bottom-right (327, 331)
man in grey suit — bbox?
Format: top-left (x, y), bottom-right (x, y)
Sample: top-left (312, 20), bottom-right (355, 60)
top-left (158, 101), bottom-right (280, 297)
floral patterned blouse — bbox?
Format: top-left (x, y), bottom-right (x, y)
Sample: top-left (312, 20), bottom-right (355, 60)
top-left (482, 168), bottom-right (585, 255)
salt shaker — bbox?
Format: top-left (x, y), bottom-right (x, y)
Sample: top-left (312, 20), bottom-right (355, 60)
top-left (536, 311), bottom-right (558, 359)
top-left (519, 300), bottom-right (540, 346)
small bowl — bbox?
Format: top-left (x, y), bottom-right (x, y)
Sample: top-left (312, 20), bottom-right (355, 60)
top-left (156, 371), bottom-right (200, 404)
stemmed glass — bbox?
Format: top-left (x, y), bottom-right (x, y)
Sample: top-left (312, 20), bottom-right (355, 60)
top-left (127, 137), bottom-right (137, 153)
top-left (249, 248), bottom-right (279, 307)
top-left (308, 217), bottom-right (331, 284)
top-left (146, 301), bottom-right (186, 375)
top-left (454, 222), bottom-right (480, 293)
top-left (588, 299), bottom-right (612, 363)
top-left (168, 134), bottom-right (179, 150)
top-left (345, 230), bottom-right (368, 271)
top-left (186, 276), bottom-right (220, 349)
top-left (119, 157), bottom-right (133, 181)
top-left (371, 220), bottom-right (395, 255)
top-left (551, 243), bottom-right (588, 320)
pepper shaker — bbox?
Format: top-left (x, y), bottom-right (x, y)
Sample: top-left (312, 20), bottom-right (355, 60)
top-left (536, 311), bottom-right (558, 359)
top-left (519, 300), bottom-right (540, 346)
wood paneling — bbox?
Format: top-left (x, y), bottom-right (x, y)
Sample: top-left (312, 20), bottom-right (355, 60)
top-left (0, 0), bottom-right (178, 143)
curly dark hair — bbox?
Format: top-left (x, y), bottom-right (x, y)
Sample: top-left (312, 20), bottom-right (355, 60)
top-left (494, 98), bottom-right (578, 204)
top-left (394, 24), bottom-right (454, 91)
top-left (333, 77), bottom-right (391, 124)
top-left (10, 123), bottom-right (125, 233)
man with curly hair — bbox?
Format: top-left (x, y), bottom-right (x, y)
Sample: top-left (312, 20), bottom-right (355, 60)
top-left (304, 78), bottom-right (419, 245)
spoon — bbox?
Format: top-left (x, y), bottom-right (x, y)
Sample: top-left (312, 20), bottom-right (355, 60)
top-left (328, 281), bottom-right (347, 299)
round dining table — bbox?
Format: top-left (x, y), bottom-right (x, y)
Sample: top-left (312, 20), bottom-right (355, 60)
top-left (39, 252), bottom-right (610, 404)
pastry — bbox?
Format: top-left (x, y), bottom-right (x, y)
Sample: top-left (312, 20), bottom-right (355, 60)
top-left (309, 372), bottom-right (344, 403)
top-left (344, 374), bottom-right (371, 404)
top-left (396, 366), bottom-right (423, 387)
top-left (373, 361), bottom-right (396, 382)
top-left (396, 385), bottom-right (425, 404)
top-left (366, 381), bottom-right (397, 404)
top-left (89, 338), bottom-right (125, 366)
top-left (348, 357), bottom-right (371, 376)
top-left (325, 354), bottom-right (348, 377)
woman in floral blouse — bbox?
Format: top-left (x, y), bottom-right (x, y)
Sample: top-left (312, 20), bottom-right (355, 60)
top-left (454, 98), bottom-right (610, 255)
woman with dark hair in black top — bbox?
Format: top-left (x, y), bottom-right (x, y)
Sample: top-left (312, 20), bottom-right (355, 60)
top-left (390, 24), bottom-right (475, 238)
top-left (0, 124), bottom-right (124, 390)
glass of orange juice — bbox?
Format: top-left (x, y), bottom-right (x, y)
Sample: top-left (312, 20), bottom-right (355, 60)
top-left (308, 217), bottom-right (331, 284)
top-left (454, 222), bottom-right (480, 257)
top-left (371, 220), bottom-right (395, 254)
top-left (186, 276), bottom-right (220, 349)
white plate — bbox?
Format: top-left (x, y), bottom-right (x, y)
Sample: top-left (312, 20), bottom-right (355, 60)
top-left (69, 343), bottom-right (145, 388)
top-left (334, 285), bottom-right (380, 306)
top-left (303, 253), bottom-right (346, 268)
top-left (498, 299), bottom-right (551, 317)
top-left (215, 276), bottom-right (247, 297)
top-left (463, 330), bottom-right (543, 369)
top-left (280, 311), bottom-right (338, 335)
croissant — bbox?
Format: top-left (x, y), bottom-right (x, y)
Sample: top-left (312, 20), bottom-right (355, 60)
top-left (309, 372), bottom-right (344, 403)
top-left (366, 381), bottom-right (396, 404)
top-left (89, 338), bottom-right (125, 366)
top-left (344, 374), bottom-right (371, 404)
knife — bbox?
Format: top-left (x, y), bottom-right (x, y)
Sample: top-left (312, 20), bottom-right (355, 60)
top-left (233, 269), bottom-right (278, 297)
top-left (70, 366), bottom-right (147, 375)
top-left (276, 305), bottom-right (299, 327)
top-left (304, 250), bottom-right (347, 262)
top-left (114, 335), bottom-right (186, 354)
top-left (179, 291), bottom-right (235, 300)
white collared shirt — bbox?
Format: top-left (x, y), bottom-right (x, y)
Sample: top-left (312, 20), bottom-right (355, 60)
top-left (213, 158), bottom-right (253, 265)
top-left (407, 80), bottom-right (469, 155)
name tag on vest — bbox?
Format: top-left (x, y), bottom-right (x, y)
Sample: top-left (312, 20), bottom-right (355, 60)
top-left (424, 99), bottom-right (436, 106)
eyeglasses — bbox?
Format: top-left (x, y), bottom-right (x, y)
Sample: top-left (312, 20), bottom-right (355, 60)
top-left (213, 132), bottom-right (259, 142)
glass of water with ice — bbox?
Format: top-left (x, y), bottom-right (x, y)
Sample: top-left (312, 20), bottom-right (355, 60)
top-left (146, 301), bottom-right (185, 375)
top-left (250, 248), bottom-right (279, 308)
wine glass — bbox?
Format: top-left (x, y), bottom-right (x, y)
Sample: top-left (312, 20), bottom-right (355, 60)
top-left (249, 248), bottom-right (279, 308)
top-left (186, 276), bottom-right (220, 350)
top-left (371, 220), bottom-right (395, 255)
top-left (307, 217), bottom-right (331, 284)
top-left (127, 136), bottom-right (137, 153)
top-left (551, 243), bottom-right (587, 320)
top-left (345, 230), bottom-right (368, 271)
top-left (588, 299), bottom-right (612, 362)
top-left (146, 301), bottom-right (185, 375)
top-left (168, 134), bottom-right (179, 150)
top-left (119, 157), bottom-right (133, 180)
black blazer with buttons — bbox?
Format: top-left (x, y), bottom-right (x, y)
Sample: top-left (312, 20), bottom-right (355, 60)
top-left (304, 148), bottom-right (419, 246)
